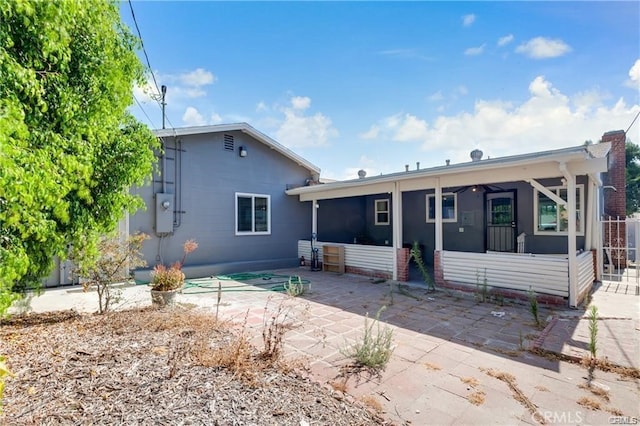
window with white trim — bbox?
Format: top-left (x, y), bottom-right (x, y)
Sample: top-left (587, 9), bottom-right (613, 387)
top-left (235, 193), bottom-right (271, 235)
top-left (426, 193), bottom-right (457, 223)
top-left (534, 185), bottom-right (584, 235)
top-left (375, 199), bottom-right (390, 225)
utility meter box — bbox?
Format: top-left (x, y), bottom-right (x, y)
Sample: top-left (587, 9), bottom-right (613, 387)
top-left (155, 193), bottom-right (174, 234)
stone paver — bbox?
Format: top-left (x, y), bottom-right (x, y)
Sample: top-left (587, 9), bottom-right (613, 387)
top-left (10, 268), bottom-right (640, 425)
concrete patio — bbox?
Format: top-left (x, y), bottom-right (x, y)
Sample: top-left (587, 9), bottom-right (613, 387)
top-left (10, 268), bottom-right (640, 425)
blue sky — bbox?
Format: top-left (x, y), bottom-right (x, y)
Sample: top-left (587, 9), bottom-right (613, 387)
top-left (123, 1), bottom-right (640, 180)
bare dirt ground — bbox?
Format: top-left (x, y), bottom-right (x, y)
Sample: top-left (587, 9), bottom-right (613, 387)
top-left (0, 307), bottom-right (390, 425)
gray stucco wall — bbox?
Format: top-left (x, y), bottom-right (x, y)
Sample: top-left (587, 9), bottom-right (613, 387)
top-left (129, 130), bottom-right (314, 279)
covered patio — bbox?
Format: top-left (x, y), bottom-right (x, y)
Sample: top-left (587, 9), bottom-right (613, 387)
top-left (287, 142), bottom-right (611, 307)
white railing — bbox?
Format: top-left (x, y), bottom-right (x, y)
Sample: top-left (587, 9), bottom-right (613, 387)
top-left (441, 250), bottom-right (570, 297)
top-left (297, 240), bottom-right (394, 275)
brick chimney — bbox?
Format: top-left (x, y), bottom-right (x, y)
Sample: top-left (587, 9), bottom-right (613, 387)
top-left (601, 130), bottom-right (626, 218)
top-left (601, 130), bottom-right (627, 269)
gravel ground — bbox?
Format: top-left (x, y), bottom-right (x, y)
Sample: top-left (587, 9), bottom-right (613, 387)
top-left (0, 308), bottom-right (390, 425)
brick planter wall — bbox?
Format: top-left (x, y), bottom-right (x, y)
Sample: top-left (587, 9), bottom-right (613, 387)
top-left (396, 248), bottom-right (409, 282)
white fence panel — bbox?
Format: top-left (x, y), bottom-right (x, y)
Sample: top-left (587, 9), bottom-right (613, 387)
top-left (297, 240), bottom-right (394, 273)
top-left (442, 250), bottom-right (569, 297)
top-left (577, 251), bottom-right (595, 296)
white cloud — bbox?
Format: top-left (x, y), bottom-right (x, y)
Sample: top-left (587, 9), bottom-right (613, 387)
top-left (456, 85), bottom-right (469, 96)
top-left (393, 114), bottom-right (429, 142)
top-left (462, 14), bottom-right (476, 27)
top-left (182, 106), bottom-right (206, 126)
top-left (256, 101), bottom-right (269, 112)
top-left (210, 112), bottom-right (223, 124)
top-left (359, 125), bottom-right (380, 140)
top-left (497, 34), bottom-right (514, 47)
top-left (464, 44), bottom-right (485, 56)
top-left (428, 91), bottom-right (444, 102)
top-left (275, 96), bottom-right (338, 148)
top-left (627, 59), bottom-right (640, 88)
top-left (179, 68), bottom-right (216, 86)
top-left (363, 75), bottom-right (639, 164)
top-left (516, 37), bottom-right (572, 59)
top-left (291, 96), bottom-right (311, 111)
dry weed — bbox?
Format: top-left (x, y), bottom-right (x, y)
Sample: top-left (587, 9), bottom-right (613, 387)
top-left (467, 391), bottom-right (486, 405)
top-left (460, 376), bottom-right (480, 388)
top-left (579, 383), bottom-right (610, 402)
top-left (484, 368), bottom-right (545, 424)
top-left (535, 385), bottom-right (549, 392)
top-left (359, 395), bottom-right (383, 412)
top-left (577, 396), bottom-right (602, 411)
top-left (606, 407), bottom-right (624, 416)
top-left (330, 379), bottom-right (348, 393)
top-left (423, 362), bottom-right (441, 371)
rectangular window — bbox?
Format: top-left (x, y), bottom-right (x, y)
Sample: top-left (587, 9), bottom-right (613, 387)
top-left (534, 185), bottom-right (584, 235)
top-left (235, 193), bottom-right (270, 235)
top-left (375, 199), bottom-right (390, 225)
top-left (426, 193), bottom-right (457, 223)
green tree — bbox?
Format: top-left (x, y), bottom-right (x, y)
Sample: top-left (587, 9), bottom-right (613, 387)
top-left (0, 0), bottom-right (159, 314)
top-left (626, 140), bottom-right (640, 215)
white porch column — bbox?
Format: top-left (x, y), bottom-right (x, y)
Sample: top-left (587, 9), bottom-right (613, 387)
top-left (392, 183), bottom-right (402, 280)
top-left (435, 177), bottom-right (443, 251)
top-left (561, 163), bottom-right (578, 307)
top-left (585, 178), bottom-right (594, 250)
top-left (312, 199), bottom-right (318, 237)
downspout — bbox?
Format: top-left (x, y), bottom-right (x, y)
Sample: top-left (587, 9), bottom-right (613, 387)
top-left (560, 162), bottom-right (578, 307)
top-left (589, 173), bottom-right (604, 281)
top-left (392, 182), bottom-right (402, 281)
top-left (312, 199), bottom-right (318, 238)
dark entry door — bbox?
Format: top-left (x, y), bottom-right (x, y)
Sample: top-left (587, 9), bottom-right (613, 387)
top-left (486, 192), bottom-right (516, 252)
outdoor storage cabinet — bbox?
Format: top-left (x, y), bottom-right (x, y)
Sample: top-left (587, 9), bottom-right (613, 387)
top-left (322, 244), bottom-right (345, 273)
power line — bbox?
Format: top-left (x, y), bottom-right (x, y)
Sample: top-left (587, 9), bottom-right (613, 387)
top-left (127, 0), bottom-right (176, 130)
top-left (626, 109), bottom-right (640, 135)
top-left (127, 0), bottom-right (160, 95)
top-left (134, 94), bottom-right (158, 129)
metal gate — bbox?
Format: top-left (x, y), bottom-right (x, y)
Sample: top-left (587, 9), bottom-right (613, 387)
top-left (601, 216), bottom-right (640, 295)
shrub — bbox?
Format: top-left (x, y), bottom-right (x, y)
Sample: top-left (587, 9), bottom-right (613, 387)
top-left (149, 239), bottom-right (198, 291)
top-left (342, 306), bottom-right (394, 370)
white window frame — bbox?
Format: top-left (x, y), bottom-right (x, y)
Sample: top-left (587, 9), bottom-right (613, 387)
top-left (426, 192), bottom-right (457, 223)
top-left (235, 192), bottom-right (271, 235)
top-left (374, 198), bottom-right (390, 225)
top-left (533, 184), bottom-right (584, 236)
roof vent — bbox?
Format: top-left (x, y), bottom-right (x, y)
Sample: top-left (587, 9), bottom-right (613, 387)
top-left (470, 149), bottom-right (483, 162)
top-left (446, 159), bottom-right (450, 166)
top-left (357, 169), bottom-right (367, 179)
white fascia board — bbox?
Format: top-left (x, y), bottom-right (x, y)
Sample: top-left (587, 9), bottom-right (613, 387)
top-left (298, 182), bottom-right (395, 202)
top-left (287, 146), bottom-right (590, 197)
top-left (154, 123), bottom-right (321, 176)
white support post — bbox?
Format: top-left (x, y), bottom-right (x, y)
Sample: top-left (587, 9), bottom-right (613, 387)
top-left (560, 163), bottom-right (578, 307)
top-left (312, 199), bottom-right (318, 237)
top-left (392, 183), bottom-right (402, 280)
top-left (435, 178), bottom-right (443, 252)
top-left (585, 177), bottom-right (594, 250)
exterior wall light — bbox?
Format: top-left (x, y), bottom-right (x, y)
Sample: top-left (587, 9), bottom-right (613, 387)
top-left (239, 147), bottom-right (248, 157)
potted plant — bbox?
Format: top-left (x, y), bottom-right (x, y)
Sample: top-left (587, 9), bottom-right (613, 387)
top-left (149, 239), bottom-right (198, 307)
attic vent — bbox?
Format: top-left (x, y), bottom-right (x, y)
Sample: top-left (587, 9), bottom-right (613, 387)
top-left (223, 134), bottom-right (234, 151)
